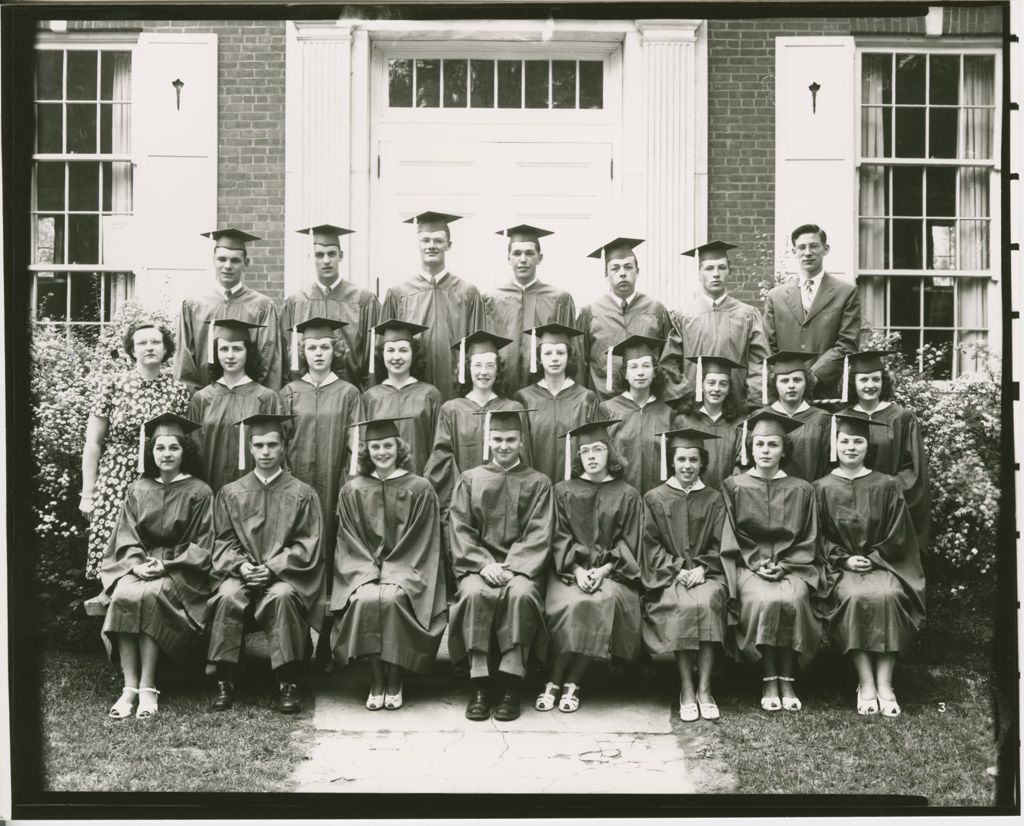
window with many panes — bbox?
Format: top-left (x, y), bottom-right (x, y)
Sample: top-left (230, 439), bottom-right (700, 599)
top-left (33, 44), bottom-right (135, 341)
top-left (857, 48), bottom-right (998, 378)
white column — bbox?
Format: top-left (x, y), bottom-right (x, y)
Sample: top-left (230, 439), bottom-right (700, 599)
top-left (635, 19), bottom-right (707, 312)
top-left (349, 28), bottom-right (372, 296)
top-left (284, 22), bottom-right (354, 298)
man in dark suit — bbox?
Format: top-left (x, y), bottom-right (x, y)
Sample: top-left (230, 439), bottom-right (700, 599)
top-left (763, 224), bottom-right (861, 398)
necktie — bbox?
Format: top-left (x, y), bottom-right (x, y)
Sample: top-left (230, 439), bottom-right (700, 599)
top-left (802, 280), bottom-right (814, 313)
top-left (621, 299), bottom-right (629, 313)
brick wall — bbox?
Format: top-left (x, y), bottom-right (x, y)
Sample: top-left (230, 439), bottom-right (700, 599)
top-left (64, 19), bottom-right (288, 301)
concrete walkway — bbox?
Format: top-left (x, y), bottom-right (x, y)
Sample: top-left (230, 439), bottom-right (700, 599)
top-left (289, 645), bottom-right (735, 794)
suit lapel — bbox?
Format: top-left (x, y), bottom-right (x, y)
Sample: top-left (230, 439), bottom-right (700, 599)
top-left (803, 275), bottom-right (836, 323)
top-left (783, 281), bottom-right (804, 322)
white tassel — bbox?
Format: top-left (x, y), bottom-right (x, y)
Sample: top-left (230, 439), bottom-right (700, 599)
top-left (137, 424), bottom-right (146, 474)
top-left (695, 356), bottom-right (704, 404)
top-left (660, 432), bottom-right (668, 481)
top-left (207, 323), bottom-right (216, 365)
top-left (349, 425), bottom-right (359, 476)
top-left (482, 410), bottom-right (492, 461)
top-left (238, 422), bottom-right (246, 471)
top-left (529, 328), bottom-right (538, 374)
top-left (739, 419), bottom-right (748, 466)
top-left (564, 434), bottom-right (572, 481)
top-left (829, 414), bottom-right (838, 464)
top-left (606, 347), bottom-right (613, 394)
top-left (290, 330), bottom-right (300, 374)
top-left (458, 337), bottom-right (466, 385)
top-left (368, 327), bottom-right (376, 374)
top-left (840, 355), bottom-right (850, 404)
top-left (761, 359), bottom-right (768, 406)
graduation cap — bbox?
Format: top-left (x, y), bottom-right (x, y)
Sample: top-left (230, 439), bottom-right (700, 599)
top-left (288, 316), bottom-right (347, 373)
top-left (205, 318), bottom-right (265, 365)
top-left (451, 329), bottom-right (514, 385)
top-left (680, 240), bottom-right (737, 259)
top-left (347, 416), bottom-right (414, 475)
top-left (474, 407), bottom-right (535, 461)
top-left (137, 412), bottom-right (201, 473)
top-left (524, 322), bottom-right (583, 374)
top-left (295, 223), bottom-right (355, 247)
top-left (828, 410), bottom-right (890, 463)
top-left (737, 408), bottom-right (804, 466)
top-left (685, 354), bottom-right (744, 404)
top-left (496, 223), bottom-right (553, 246)
top-left (587, 236), bottom-right (644, 262)
top-left (838, 350), bottom-right (895, 403)
top-left (201, 227), bottom-right (260, 251)
top-left (404, 210), bottom-right (462, 233)
top-left (760, 350), bottom-right (821, 405)
top-left (235, 413), bottom-right (295, 471)
top-left (558, 418), bottom-right (622, 481)
top-left (655, 426), bottom-right (721, 482)
top-left (606, 334), bottom-right (665, 393)
top-left (368, 318), bottom-right (430, 374)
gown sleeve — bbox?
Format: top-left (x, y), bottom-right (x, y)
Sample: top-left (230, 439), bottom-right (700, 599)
top-left (99, 486), bottom-right (148, 592)
top-left (332, 484), bottom-right (383, 611)
top-left (503, 477), bottom-right (554, 580)
top-left (639, 494), bottom-right (681, 593)
top-left (694, 492), bottom-right (727, 579)
top-left (601, 488), bottom-right (642, 586)
top-left (424, 405), bottom-right (457, 513)
top-left (448, 473), bottom-right (497, 575)
top-left (159, 487), bottom-right (216, 625)
top-left (211, 489), bottom-right (252, 581)
top-left (381, 480), bottom-right (444, 629)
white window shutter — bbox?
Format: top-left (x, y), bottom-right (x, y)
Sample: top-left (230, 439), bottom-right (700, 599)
top-left (774, 36), bottom-right (856, 281)
top-left (133, 33), bottom-right (217, 312)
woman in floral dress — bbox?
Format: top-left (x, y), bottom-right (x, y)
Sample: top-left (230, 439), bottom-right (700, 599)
top-left (80, 321), bottom-right (190, 581)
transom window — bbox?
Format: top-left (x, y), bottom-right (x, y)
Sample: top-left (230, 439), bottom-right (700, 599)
top-left (32, 46), bottom-right (134, 341)
top-left (857, 49), bottom-right (998, 378)
top-left (388, 58), bottom-right (603, 110)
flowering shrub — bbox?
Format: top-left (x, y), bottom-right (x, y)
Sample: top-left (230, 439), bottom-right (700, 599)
top-left (31, 303), bottom-right (177, 645)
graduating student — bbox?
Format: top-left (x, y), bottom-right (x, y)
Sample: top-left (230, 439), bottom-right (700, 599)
top-left (424, 330), bottom-right (532, 512)
top-left (361, 318), bottom-right (442, 476)
top-left (187, 319), bottom-right (281, 492)
top-left (207, 414), bottom-right (323, 715)
top-left (380, 210), bottom-right (486, 401)
top-left (763, 224), bottom-right (862, 398)
top-left (663, 241), bottom-right (770, 405)
top-left (513, 322), bottom-right (603, 484)
top-left (720, 409), bottom-right (826, 713)
top-left (280, 316), bottom-right (363, 667)
top-left (815, 413), bottom-right (925, 718)
top-left (602, 334), bottom-right (678, 496)
top-left (536, 420), bottom-right (642, 715)
top-left (100, 413), bottom-right (214, 720)
top-left (641, 428), bottom-right (730, 722)
top-left (280, 224), bottom-right (382, 388)
top-left (575, 237), bottom-right (676, 401)
top-left (175, 228), bottom-right (282, 392)
top-left (331, 416), bottom-right (447, 711)
top-left (448, 409), bottom-right (554, 722)
top-left (669, 354), bottom-right (746, 490)
top-left (483, 224), bottom-right (576, 394)
top-left (840, 350), bottom-right (931, 550)
top-left (755, 351), bottom-right (831, 483)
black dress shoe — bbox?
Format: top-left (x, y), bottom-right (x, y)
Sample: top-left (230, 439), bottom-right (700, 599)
top-left (213, 680), bottom-right (235, 711)
top-left (493, 686), bottom-right (521, 721)
top-left (276, 681), bottom-right (302, 714)
top-left (465, 688), bottom-right (491, 721)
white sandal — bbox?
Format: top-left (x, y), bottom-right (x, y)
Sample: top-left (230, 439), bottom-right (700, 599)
top-left (137, 687), bottom-right (160, 719)
top-left (856, 686), bottom-right (879, 716)
top-left (109, 687), bottom-right (139, 719)
top-left (879, 695), bottom-right (902, 717)
top-left (760, 676), bottom-right (781, 712)
top-left (558, 683), bottom-right (581, 713)
top-left (535, 682), bottom-right (560, 712)
top-left (778, 676), bottom-right (802, 711)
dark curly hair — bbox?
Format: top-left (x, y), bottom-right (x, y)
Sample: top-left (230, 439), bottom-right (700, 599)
top-left (739, 431), bottom-right (793, 471)
top-left (845, 368), bottom-right (895, 404)
top-left (767, 366), bottom-right (815, 404)
top-left (372, 336), bottom-right (429, 384)
top-left (570, 441), bottom-right (627, 479)
top-left (617, 358), bottom-right (666, 397)
top-left (671, 385), bottom-right (747, 422)
top-left (142, 433), bottom-right (205, 479)
top-left (207, 337), bottom-right (265, 384)
top-left (122, 322), bottom-right (175, 363)
top-left (661, 444), bottom-right (710, 481)
top-left (532, 341), bottom-right (581, 380)
top-left (355, 436), bottom-right (413, 476)
top-left (456, 353), bottom-right (510, 398)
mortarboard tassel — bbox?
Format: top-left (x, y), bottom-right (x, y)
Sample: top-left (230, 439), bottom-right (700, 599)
top-left (840, 355), bottom-right (850, 404)
top-left (761, 359), bottom-right (768, 406)
top-left (739, 419), bottom-right (749, 466)
top-left (458, 337), bottom-right (466, 385)
top-left (660, 432), bottom-right (668, 481)
top-left (564, 434), bottom-right (572, 482)
top-left (529, 328), bottom-right (538, 374)
top-left (137, 424), bottom-right (146, 473)
top-left (349, 425), bottom-right (359, 477)
top-left (829, 414), bottom-right (838, 464)
top-left (606, 347), bottom-right (614, 394)
top-left (482, 410), bottom-right (492, 461)
top-left (238, 422), bottom-right (246, 471)
top-left (695, 356), bottom-right (704, 404)
top-left (291, 330), bottom-right (300, 374)
top-left (368, 327), bottom-right (376, 375)
top-left (207, 321), bottom-right (216, 365)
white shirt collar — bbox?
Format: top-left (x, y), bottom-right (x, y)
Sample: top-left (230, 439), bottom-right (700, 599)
top-left (831, 466), bottom-right (872, 480)
top-left (701, 292), bottom-right (728, 308)
top-left (372, 468), bottom-right (409, 480)
top-left (801, 272), bottom-right (825, 291)
top-left (698, 404), bottom-right (722, 422)
top-left (217, 374), bottom-right (254, 388)
top-left (419, 269), bottom-right (449, 285)
top-left (514, 278), bottom-right (538, 291)
top-left (382, 376), bottom-right (418, 389)
top-left (537, 377), bottom-right (575, 395)
top-left (255, 467), bottom-right (284, 486)
top-left (157, 473), bottom-right (191, 485)
top-left (622, 390), bottom-right (657, 408)
top-left (852, 400), bottom-right (891, 414)
top-left (771, 399), bottom-right (810, 415)
top-left (316, 275), bottom-right (344, 292)
top-left (301, 372), bottom-right (339, 388)
top-left (746, 467), bottom-right (788, 480)
top-left (221, 283), bottom-right (243, 299)
top-left (493, 459), bottom-right (521, 472)
top-left (667, 477), bottom-right (706, 492)
top-left (611, 291), bottom-right (637, 308)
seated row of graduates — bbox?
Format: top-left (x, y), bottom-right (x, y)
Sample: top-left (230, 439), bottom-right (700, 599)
top-left (99, 382), bottom-right (924, 722)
